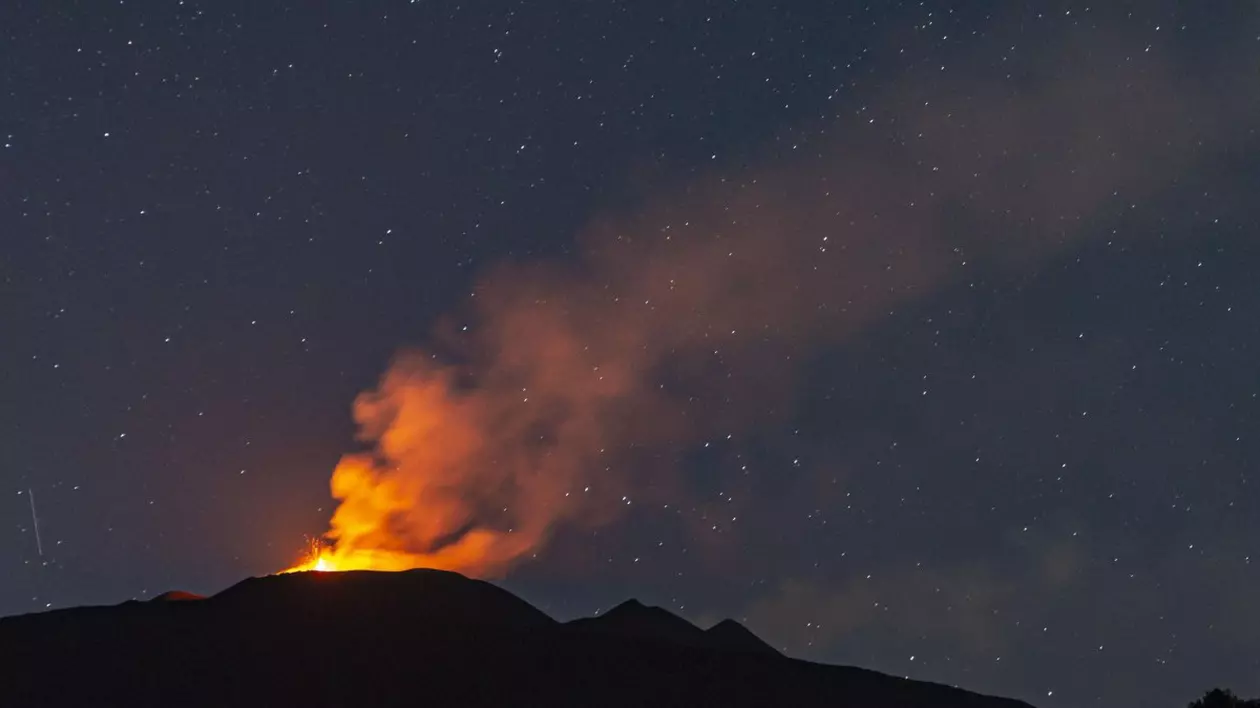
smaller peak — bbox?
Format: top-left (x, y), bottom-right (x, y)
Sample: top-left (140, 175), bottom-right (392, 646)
top-left (707, 618), bottom-right (748, 632)
top-left (150, 590), bottom-right (205, 602)
top-left (705, 618), bottom-right (780, 656)
top-left (568, 599), bottom-right (706, 646)
top-left (604, 598), bottom-right (648, 613)
top-left (599, 599), bottom-right (691, 625)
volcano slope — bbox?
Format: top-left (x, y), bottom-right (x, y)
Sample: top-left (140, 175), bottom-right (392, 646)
top-left (0, 569), bottom-right (1036, 708)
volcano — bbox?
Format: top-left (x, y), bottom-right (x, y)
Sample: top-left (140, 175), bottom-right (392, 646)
top-left (0, 569), bottom-right (1035, 708)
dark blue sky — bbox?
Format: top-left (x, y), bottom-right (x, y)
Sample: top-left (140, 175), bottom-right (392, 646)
top-left (3, 2), bottom-right (1259, 706)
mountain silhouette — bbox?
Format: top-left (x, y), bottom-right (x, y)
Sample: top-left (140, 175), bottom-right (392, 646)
top-left (704, 617), bottom-right (781, 656)
top-left (0, 569), bottom-right (1036, 708)
top-left (567, 599), bottom-right (781, 657)
top-left (212, 567), bottom-right (554, 631)
top-left (566, 598), bottom-right (709, 644)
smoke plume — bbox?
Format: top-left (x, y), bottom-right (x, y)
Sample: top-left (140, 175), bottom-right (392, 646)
top-left (297, 36), bottom-right (1257, 577)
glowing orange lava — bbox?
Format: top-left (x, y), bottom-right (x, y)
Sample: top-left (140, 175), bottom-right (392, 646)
top-left (279, 538), bottom-right (369, 574)
top-left (278, 530), bottom-right (516, 575)
top-left (275, 354), bottom-right (560, 578)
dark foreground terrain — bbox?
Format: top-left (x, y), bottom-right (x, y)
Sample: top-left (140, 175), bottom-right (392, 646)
top-left (0, 569), bottom-right (1035, 708)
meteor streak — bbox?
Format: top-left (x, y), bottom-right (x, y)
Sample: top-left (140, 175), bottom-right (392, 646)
top-left (28, 488), bottom-right (42, 557)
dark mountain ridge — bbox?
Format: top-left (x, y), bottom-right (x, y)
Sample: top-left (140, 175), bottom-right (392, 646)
top-left (566, 598), bottom-right (780, 657)
top-left (568, 598), bottom-right (707, 642)
top-left (0, 569), bottom-right (1036, 708)
top-left (704, 617), bottom-right (781, 656)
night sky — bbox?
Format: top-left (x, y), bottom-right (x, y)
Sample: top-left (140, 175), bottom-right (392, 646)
top-left (4, 2), bottom-right (1260, 706)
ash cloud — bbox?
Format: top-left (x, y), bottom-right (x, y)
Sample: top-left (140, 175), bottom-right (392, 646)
top-left (312, 28), bottom-right (1258, 577)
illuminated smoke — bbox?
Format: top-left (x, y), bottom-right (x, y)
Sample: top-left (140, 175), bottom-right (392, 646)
top-left (287, 41), bottom-right (1256, 577)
